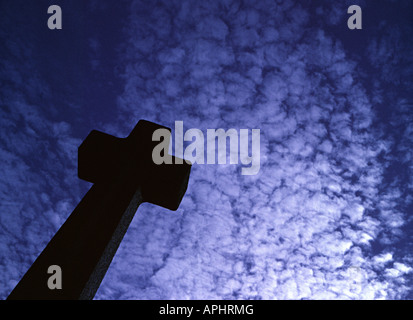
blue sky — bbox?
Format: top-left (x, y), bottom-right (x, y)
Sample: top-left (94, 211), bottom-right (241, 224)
top-left (0, 0), bottom-right (412, 299)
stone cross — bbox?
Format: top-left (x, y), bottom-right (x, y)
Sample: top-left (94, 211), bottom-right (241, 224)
top-left (7, 120), bottom-right (191, 300)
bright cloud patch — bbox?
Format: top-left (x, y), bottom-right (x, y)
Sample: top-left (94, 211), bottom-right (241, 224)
top-left (94, 0), bottom-right (412, 300)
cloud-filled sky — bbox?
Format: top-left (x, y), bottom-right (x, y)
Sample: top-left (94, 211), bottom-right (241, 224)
top-left (0, 0), bottom-right (412, 299)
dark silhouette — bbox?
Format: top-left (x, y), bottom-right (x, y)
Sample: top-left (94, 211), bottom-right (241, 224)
top-left (7, 120), bottom-right (191, 300)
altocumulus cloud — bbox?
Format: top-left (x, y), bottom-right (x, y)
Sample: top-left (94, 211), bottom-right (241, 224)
top-left (93, 0), bottom-right (413, 299)
top-left (0, 0), bottom-right (412, 300)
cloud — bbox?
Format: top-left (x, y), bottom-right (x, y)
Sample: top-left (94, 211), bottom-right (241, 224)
top-left (0, 2), bottom-right (89, 298)
top-left (94, 0), bottom-right (413, 300)
top-left (0, 0), bottom-right (411, 300)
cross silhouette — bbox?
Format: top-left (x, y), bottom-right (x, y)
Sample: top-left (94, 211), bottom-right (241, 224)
top-left (8, 120), bottom-right (191, 299)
